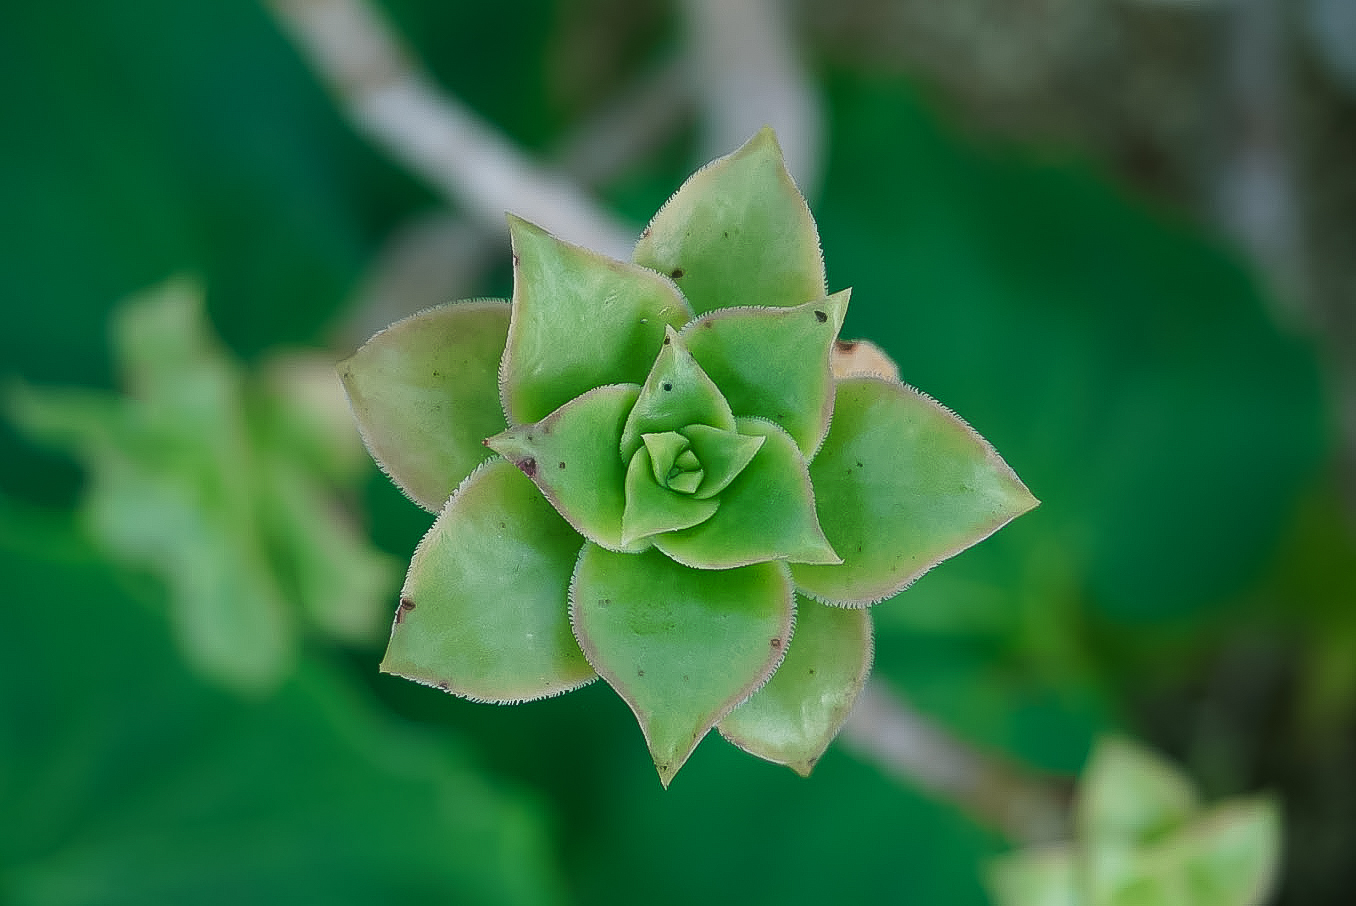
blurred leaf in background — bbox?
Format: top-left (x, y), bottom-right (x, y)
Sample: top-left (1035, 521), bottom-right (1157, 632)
top-left (8, 279), bottom-right (399, 694)
top-left (987, 736), bottom-right (1281, 906)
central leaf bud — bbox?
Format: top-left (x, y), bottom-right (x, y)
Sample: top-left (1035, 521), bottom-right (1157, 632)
top-left (642, 431), bottom-right (705, 494)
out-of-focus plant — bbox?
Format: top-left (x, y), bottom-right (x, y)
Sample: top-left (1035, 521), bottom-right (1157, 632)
top-left (7, 279), bottom-right (399, 694)
top-left (987, 736), bottom-right (1282, 906)
top-left (341, 128), bottom-right (1037, 786)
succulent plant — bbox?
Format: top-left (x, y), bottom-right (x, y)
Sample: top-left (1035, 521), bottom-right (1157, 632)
top-left (987, 737), bottom-right (1282, 906)
top-left (340, 128), bottom-right (1037, 785)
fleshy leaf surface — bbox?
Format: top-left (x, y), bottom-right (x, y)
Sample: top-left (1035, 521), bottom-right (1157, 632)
top-left (792, 377), bottom-right (1039, 605)
top-left (621, 447), bottom-right (719, 546)
top-left (619, 327), bottom-right (736, 460)
top-left (986, 847), bottom-right (1079, 906)
top-left (486, 384), bottom-right (645, 553)
top-left (681, 424), bottom-right (764, 499)
top-left (382, 458), bottom-right (595, 703)
top-left (570, 545), bottom-right (794, 786)
top-left (339, 300), bottom-right (509, 511)
top-left (654, 418), bottom-right (839, 569)
top-left (719, 596), bottom-right (873, 776)
top-left (682, 292), bottom-right (849, 456)
top-left (1077, 736), bottom-right (1201, 848)
top-left (634, 127), bottom-right (826, 315)
top-left (501, 216), bottom-right (692, 424)
top-left (1172, 798), bottom-right (1281, 906)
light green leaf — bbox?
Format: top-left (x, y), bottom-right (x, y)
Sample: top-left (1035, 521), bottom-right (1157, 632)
top-left (1177, 797), bottom-right (1282, 906)
top-left (570, 545), bottom-right (794, 786)
top-left (718, 596), bottom-right (872, 776)
top-left (682, 424), bottom-right (765, 499)
top-left (655, 418), bottom-right (839, 569)
top-left (621, 446), bottom-right (719, 546)
top-left (792, 377), bottom-right (1038, 606)
top-left (634, 127), bottom-right (826, 315)
top-left (501, 216), bottom-right (693, 424)
top-left (382, 458), bottom-right (595, 703)
top-left (619, 327), bottom-right (736, 460)
top-left (486, 384), bottom-right (645, 553)
top-left (339, 300), bottom-right (510, 512)
top-left (682, 292), bottom-right (849, 456)
top-left (986, 846), bottom-right (1078, 906)
top-left (1077, 736), bottom-right (1201, 848)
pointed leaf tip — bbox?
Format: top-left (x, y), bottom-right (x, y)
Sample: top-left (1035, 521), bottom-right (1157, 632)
top-left (502, 217), bottom-right (692, 424)
top-left (570, 545), bottom-right (794, 786)
top-left (634, 129), bottom-right (825, 315)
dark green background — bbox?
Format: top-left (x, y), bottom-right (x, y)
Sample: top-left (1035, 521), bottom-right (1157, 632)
top-left (2, 1), bottom-right (1347, 903)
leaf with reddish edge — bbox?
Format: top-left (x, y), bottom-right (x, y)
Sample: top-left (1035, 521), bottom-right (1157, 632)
top-left (792, 377), bottom-right (1039, 606)
top-left (382, 458), bottom-right (595, 703)
top-left (338, 300), bottom-right (510, 512)
top-left (619, 326), bottom-right (735, 460)
top-left (486, 384), bottom-right (646, 553)
top-left (570, 544), bottom-right (794, 787)
top-left (654, 418), bottom-right (840, 570)
top-left (634, 127), bottom-right (826, 315)
top-left (719, 596), bottom-right (873, 776)
top-left (501, 216), bottom-right (692, 425)
top-left (682, 292), bottom-right (849, 457)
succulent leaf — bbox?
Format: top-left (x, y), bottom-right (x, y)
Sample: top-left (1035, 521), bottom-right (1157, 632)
top-left (486, 384), bottom-right (645, 553)
top-left (501, 216), bottom-right (692, 424)
top-left (569, 544), bottom-right (794, 787)
top-left (1077, 736), bottom-right (1201, 848)
top-left (680, 424), bottom-right (765, 499)
top-left (620, 446), bottom-right (720, 545)
top-left (718, 596), bottom-right (873, 776)
top-left (682, 291), bottom-right (849, 456)
top-left (792, 377), bottom-right (1039, 606)
top-left (634, 127), bottom-right (826, 315)
top-left (654, 418), bottom-right (839, 570)
top-left (619, 327), bottom-right (736, 460)
top-left (382, 458), bottom-right (595, 703)
top-left (339, 300), bottom-right (510, 512)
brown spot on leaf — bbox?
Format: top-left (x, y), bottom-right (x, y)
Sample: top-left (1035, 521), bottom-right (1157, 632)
top-left (517, 457), bottom-right (537, 477)
top-left (558, 461), bottom-right (566, 469)
top-left (395, 597), bottom-right (416, 624)
top-left (637, 668), bottom-right (645, 677)
top-left (770, 637), bottom-right (782, 650)
top-left (512, 253), bottom-right (520, 267)
top-left (834, 339), bottom-right (859, 353)
top-left (663, 335), bottom-right (671, 345)
top-left (814, 310), bottom-right (827, 323)
top-left (640, 226), bottom-right (651, 240)
top-left (670, 268), bottom-right (684, 279)
top-left (662, 382), bottom-right (673, 392)
top-left (437, 681), bottom-right (451, 691)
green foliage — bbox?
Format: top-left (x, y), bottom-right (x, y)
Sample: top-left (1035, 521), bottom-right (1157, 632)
top-left (7, 280), bottom-right (399, 694)
top-left (987, 737), bottom-right (1281, 906)
top-left (342, 128), bottom-right (1037, 785)
top-left (0, 507), bottom-right (569, 906)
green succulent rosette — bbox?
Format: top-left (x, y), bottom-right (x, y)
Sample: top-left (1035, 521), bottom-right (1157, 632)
top-left (340, 128), bottom-right (1037, 785)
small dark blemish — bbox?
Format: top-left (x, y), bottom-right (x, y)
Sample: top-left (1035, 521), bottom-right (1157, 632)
top-left (437, 681), bottom-right (451, 691)
top-left (518, 457), bottom-right (537, 477)
top-left (856, 461), bottom-right (863, 468)
top-left (395, 597), bottom-right (416, 624)
top-left (808, 668), bottom-right (816, 676)
top-left (814, 310), bottom-right (827, 323)
top-left (722, 231), bottom-right (729, 239)
top-left (682, 674), bottom-right (690, 682)
top-left (662, 382), bottom-right (673, 392)
top-left (770, 637), bottom-right (782, 650)
top-left (662, 335), bottom-right (671, 345)
top-left (834, 339), bottom-right (859, 353)
top-left (432, 370), bottom-right (442, 378)
top-left (670, 268), bottom-right (684, 279)
top-left (512, 253), bottom-right (520, 267)
top-left (558, 461), bottom-right (566, 469)
top-left (482, 438), bottom-right (490, 446)
top-left (600, 598), bottom-right (611, 607)
top-left (637, 668), bottom-right (646, 677)
top-left (499, 522), bottom-right (506, 530)
top-left (641, 227), bottom-right (651, 240)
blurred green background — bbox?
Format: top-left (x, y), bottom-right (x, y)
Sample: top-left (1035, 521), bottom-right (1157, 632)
top-left (3, 0), bottom-right (1354, 903)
